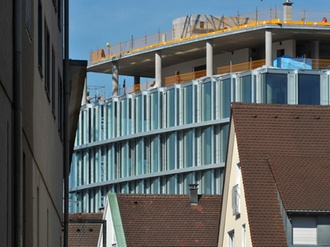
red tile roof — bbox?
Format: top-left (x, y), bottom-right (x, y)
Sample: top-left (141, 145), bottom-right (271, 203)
top-left (231, 103), bottom-right (330, 247)
top-left (68, 213), bottom-right (103, 247)
top-left (117, 194), bottom-right (222, 247)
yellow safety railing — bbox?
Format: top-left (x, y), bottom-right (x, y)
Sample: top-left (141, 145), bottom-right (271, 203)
top-left (217, 59), bottom-right (266, 74)
top-left (89, 7), bottom-right (330, 66)
top-left (164, 70), bottom-right (207, 86)
top-left (121, 58), bottom-right (330, 94)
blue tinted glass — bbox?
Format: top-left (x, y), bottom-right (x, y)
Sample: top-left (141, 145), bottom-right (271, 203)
top-left (151, 136), bottom-right (159, 172)
top-left (151, 92), bottom-right (158, 130)
top-left (135, 96), bottom-right (142, 133)
top-left (202, 170), bottom-right (212, 194)
top-left (167, 89), bottom-right (175, 127)
top-left (121, 99), bottom-right (127, 136)
top-left (202, 82), bottom-right (212, 121)
top-left (241, 76), bottom-right (251, 102)
top-left (184, 130), bottom-right (193, 167)
top-left (221, 79), bottom-right (231, 118)
top-left (298, 74), bottom-right (320, 105)
top-left (167, 133), bottom-right (176, 170)
top-left (202, 127), bottom-right (212, 165)
top-left (184, 86), bottom-right (193, 124)
top-left (266, 73), bottom-right (287, 104)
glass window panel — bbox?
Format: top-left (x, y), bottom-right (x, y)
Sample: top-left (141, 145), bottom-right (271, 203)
top-left (183, 172), bottom-right (195, 194)
top-left (135, 96), bottom-right (142, 133)
top-left (202, 170), bottom-right (213, 194)
top-left (298, 74), bottom-right (320, 105)
top-left (143, 95), bottom-right (147, 131)
top-left (150, 92), bottom-right (159, 130)
top-left (221, 124), bottom-right (229, 163)
top-left (136, 180), bottom-right (144, 194)
top-left (167, 89), bottom-right (175, 127)
top-left (113, 102), bottom-right (118, 137)
top-left (151, 177), bottom-right (160, 194)
top-left (108, 145), bottom-right (115, 180)
top-left (183, 85), bottom-right (193, 124)
top-left (128, 141), bottom-right (133, 176)
top-left (121, 99), bottom-right (127, 136)
top-left (127, 98), bottom-right (132, 135)
top-left (241, 75), bottom-right (251, 102)
top-left (121, 142), bottom-right (128, 178)
top-left (166, 133), bottom-right (176, 170)
top-left (221, 79), bottom-right (231, 118)
top-left (167, 175), bottom-right (176, 194)
top-left (151, 136), bottom-right (160, 173)
top-left (136, 139), bottom-right (143, 175)
top-left (265, 73), bottom-right (287, 104)
top-left (107, 103), bottom-right (113, 138)
top-left (202, 127), bottom-right (212, 165)
top-left (202, 81), bottom-right (212, 121)
top-left (183, 130), bottom-right (193, 167)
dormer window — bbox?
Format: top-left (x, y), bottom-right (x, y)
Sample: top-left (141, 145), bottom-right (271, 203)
top-left (291, 215), bottom-right (330, 245)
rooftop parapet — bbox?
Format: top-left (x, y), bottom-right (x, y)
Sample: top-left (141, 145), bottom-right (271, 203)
top-left (89, 8), bottom-right (330, 66)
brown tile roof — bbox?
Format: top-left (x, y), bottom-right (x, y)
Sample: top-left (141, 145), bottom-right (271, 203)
top-left (268, 156), bottom-right (330, 211)
top-left (68, 213), bottom-right (103, 247)
top-left (231, 103), bottom-right (330, 247)
top-left (117, 194), bottom-right (222, 247)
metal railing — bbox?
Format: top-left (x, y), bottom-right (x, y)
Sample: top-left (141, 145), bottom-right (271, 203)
top-left (89, 9), bottom-right (330, 65)
top-left (116, 58), bottom-right (330, 95)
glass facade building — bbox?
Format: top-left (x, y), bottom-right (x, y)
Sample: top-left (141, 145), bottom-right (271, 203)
top-left (69, 68), bottom-right (330, 212)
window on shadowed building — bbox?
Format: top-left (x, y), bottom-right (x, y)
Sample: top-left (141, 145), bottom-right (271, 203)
top-left (265, 73), bottom-right (288, 104)
top-left (298, 74), bottom-right (320, 105)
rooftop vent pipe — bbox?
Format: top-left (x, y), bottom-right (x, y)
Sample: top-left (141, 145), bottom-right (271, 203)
top-left (283, 0), bottom-right (294, 21)
top-left (189, 184), bottom-right (199, 205)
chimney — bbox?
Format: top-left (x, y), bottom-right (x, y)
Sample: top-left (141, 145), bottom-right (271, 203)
top-left (283, 0), bottom-right (294, 21)
top-left (189, 184), bottom-right (199, 205)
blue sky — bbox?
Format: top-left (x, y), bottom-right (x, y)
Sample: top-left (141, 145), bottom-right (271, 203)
top-left (69, 0), bottom-right (325, 98)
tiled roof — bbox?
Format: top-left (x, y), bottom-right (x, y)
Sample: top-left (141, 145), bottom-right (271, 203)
top-left (268, 156), bottom-right (330, 211)
top-left (117, 194), bottom-right (222, 247)
top-left (68, 213), bottom-right (103, 247)
top-left (231, 103), bottom-right (330, 247)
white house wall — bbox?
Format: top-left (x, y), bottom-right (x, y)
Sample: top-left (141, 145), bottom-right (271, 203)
top-left (218, 120), bottom-right (252, 247)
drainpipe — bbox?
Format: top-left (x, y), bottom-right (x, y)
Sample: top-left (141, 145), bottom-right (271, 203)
top-left (63, 0), bottom-right (70, 246)
top-left (13, 0), bottom-right (24, 246)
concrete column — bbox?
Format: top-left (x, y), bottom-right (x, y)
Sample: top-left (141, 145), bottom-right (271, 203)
top-left (134, 75), bottom-right (140, 92)
top-left (265, 29), bottom-right (272, 67)
top-left (134, 75), bottom-right (140, 85)
top-left (112, 61), bottom-right (118, 96)
top-left (154, 51), bottom-right (162, 88)
top-left (206, 40), bottom-right (213, 77)
top-left (312, 41), bottom-right (320, 69)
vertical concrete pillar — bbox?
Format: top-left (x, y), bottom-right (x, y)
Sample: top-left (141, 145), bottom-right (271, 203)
top-left (134, 75), bottom-right (140, 92)
top-left (154, 51), bottom-right (162, 88)
top-left (134, 75), bottom-right (140, 85)
top-left (312, 41), bottom-right (320, 69)
top-left (112, 61), bottom-right (118, 96)
top-left (265, 29), bottom-right (273, 67)
top-left (206, 40), bottom-right (213, 77)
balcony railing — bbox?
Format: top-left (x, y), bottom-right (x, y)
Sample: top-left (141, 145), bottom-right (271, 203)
top-left (89, 8), bottom-right (330, 66)
top-left (116, 58), bottom-right (330, 95)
